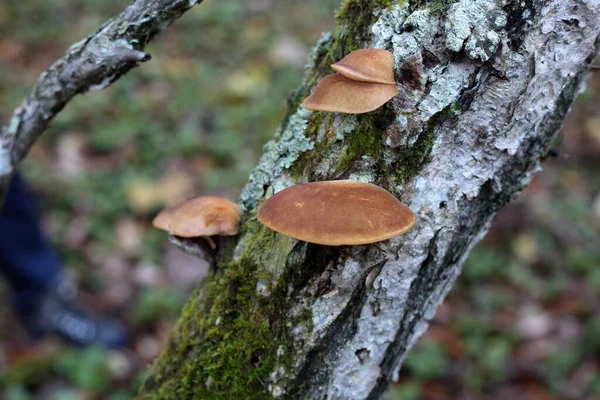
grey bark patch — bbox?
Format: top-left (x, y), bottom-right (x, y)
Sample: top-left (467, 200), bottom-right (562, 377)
top-left (445, 0), bottom-right (507, 61)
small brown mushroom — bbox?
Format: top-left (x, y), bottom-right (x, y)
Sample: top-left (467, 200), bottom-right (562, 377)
top-left (152, 196), bottom-right (242, 238)
top-left (302, 73), bottom-right (399, 114)
top-left (257, 180), bottom-right (416, 246)
top-left (331, 49), bottom-right (396, 85)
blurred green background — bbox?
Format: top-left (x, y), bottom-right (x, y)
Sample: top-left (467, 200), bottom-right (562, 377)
top-left (0, 1), bottom-right (599, 399)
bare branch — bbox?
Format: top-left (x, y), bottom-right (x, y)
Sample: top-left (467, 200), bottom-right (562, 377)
top-left (0, 0), bottom-right (204, 202)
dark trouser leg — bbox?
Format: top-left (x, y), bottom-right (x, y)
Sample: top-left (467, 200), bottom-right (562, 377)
top-left (0, 175), bottom-right (126, 347)
top-left (0, 174), bottom-right (62, 316)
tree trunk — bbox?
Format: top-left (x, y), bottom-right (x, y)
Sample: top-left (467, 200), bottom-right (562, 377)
top-left (139, 0), bottom-right (600, 399)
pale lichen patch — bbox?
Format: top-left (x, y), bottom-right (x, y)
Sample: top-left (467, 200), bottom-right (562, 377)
top-left (240, 107), bottom-right (314, 210)
top-left (372, 4), bottom-right (411, 49)
top-left (333, 114), bottom-right (358, 141)
top-left (417, 62), bottom-right (475, 120)
top-left (445, 0), bottom-right (507, 61)
top-left (348, 172), bottom-right (376, 183)
top-left (375, 8), bottom-right (439, 68)
top-left (369, 5), bottom-right (475, 155)
top-left (314, 146), bottom-right (344, 178)
top-left (404, 9), bottom-right (439, 42)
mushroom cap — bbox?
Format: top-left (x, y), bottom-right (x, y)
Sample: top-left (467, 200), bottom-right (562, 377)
top-left (257, 180), bottom-right (416, 245)
top-left (331, 49), bottom-right (396, 85)
top-left (152, 196), bottom-right (242, 238)
top-left (302, 73), bottom-right (399, 114)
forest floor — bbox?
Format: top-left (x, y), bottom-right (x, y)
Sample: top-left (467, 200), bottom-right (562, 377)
top-left (0, 1), bottom-right (599, 399)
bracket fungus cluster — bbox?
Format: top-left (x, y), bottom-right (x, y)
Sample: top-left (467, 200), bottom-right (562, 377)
top-left (257, 180), bottom-right (416, 246)
top-left (302, 49), bottom-right (399, 114)
top-left (152, 196), bottom-right (242, 248)
top-left (153, 51), bottom-right (413, 254)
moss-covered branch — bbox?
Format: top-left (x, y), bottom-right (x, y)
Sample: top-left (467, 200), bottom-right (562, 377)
top-left (140, 0), bottom-right (600, 398)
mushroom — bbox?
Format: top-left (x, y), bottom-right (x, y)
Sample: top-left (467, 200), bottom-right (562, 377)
top-left (257, 180), bottom-right (416, 246)
top-left (152, 196), bottom-right (242, 245)
top-left (302, 73), bottom-right (399, 114)
top-left (331, 49), bottom-right (396, 85)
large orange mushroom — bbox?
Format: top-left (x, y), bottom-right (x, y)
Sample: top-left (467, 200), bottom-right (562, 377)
top-left (331, 48), bottom-right (396, 85)
top-left (257, 180), bottom-right (416, 246)
top-left (302, 73), bottom-right (399, 114)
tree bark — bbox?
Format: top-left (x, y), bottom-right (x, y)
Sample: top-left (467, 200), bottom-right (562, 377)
top-left (0, 0), bottom-right (203, 203)
top-left (134, 0), bottom-right (600, 398)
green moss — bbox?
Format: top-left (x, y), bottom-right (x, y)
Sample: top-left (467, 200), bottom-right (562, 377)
top-left (337, 108), bottom-right (394, 172)
top-left (140, 216), bottom-right (322, 399)
top-left (395, 102), bottom-right (459, 183)
top-left (288, 107), bottom-right (396, 182)
top-left (141, 228), bottom-right (301, 399)
top-left (395, 128), bottom-right (435, 182)
top-left (334, 0), bottom-right (381, 53)
top-left (288, 112), bottom-right (333, 178)
top-left (409, 0), bottom-right (457, 14)
top-left (184, 262), bottom-right (282, 398)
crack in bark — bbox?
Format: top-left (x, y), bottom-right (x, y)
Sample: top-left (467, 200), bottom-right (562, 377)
top-left (367, 229), bottom-right (442, 400)
top-left (289, 263), bottom-right (371, 400)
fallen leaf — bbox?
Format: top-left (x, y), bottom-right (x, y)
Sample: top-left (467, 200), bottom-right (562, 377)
top-left (106, 350), bottom-right (131, 380)
top-left (131, 262), bottom-right (167, 288)
top-left (268, 36), bottom-right (308, 67)
top-left (136, 336), bottom-right (162, 363)
top-left (0, 38), bottom-right (25, 64)
top-left (125, 178), bottom-right (163, 215)
top-left (101, 256), bottom-right (129, 280)
top-left (225, 64), bottom-right (269, 98)
top-left (116, 218), bottom-right (143, 256)
top-left (65, 217), bottom-right (88, 250)
top-left (56, 133), bottom-right (87, 180)
top-left (512, 233), bottom-right (539, 264)
top-left (584, 116), bottom-right (600, 147)
top-left (103, 280), bottom-right (134, 308)
top-left (160, 171), bottom-right (195, 206)
top-left (517, 306), bottom-right (552, 339)
top-left (163, 245), bottom-right (210, 289)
